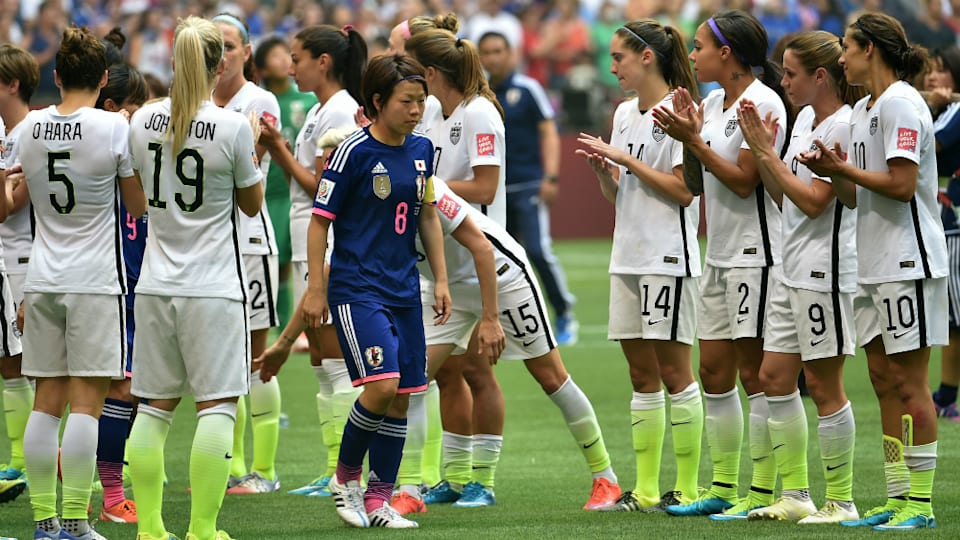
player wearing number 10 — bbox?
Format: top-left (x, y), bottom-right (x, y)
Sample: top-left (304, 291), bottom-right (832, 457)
top-left (17, 26), bottom-right (147, 540)
top-left (125, 16), bottom-right (264, 540)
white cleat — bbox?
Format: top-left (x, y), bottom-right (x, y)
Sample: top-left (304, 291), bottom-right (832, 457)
top-left (328, 475), bottom-right (370, 528)
top-left (368, 501), bottom-right (420, 528)
top-left (799, 500), bottom-right (860, 524)
top-left (747, 496), bottom-right (818, 521)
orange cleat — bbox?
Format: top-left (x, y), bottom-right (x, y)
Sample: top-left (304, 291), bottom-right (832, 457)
top-left (583, 478), bottom-right (621, 511)
top-left (100, 499), bottom-right (138, 523)
top-left (390, 492), bottom-right (427, 515)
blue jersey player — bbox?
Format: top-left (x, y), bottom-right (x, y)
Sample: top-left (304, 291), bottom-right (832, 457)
top-left (263, 53), bottom-right (450, 529)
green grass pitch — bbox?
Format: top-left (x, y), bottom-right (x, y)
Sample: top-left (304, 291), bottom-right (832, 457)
top-left (1, 239), bottom-right (957, 538)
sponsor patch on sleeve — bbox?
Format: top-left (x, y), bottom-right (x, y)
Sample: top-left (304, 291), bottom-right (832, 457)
top-left (261, 111), bottom-right (278, 127)
top-left (436, 193), bottom-right (461, 219)
top-left (897, 128), bottom-right (918, 153)
top-left (315, 179), bottom-right (335, 205)
top-left (476, 133), bottom-right (495, 157)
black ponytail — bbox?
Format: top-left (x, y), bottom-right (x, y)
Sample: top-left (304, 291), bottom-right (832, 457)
top-left (296, 25), bottom-right (368, 103)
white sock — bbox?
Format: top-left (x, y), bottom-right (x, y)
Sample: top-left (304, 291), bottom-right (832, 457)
top-left (60, 413), bottom-right (100, 518)
top-left (322, 360), bottom-right (353, 393)
top-left (23, 411), bottom-right (61, 520)
top-left (313, 365), bottom-right (332, 395)
top-left (549, 376), bottom-right (617, 483)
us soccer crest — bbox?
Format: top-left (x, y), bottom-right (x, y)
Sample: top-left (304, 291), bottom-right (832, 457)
top-left (869, 116), bottom-right (878, 136)
top-left (506, 88), bottom-right (521, 106)
top-left (450, 123), bottom-right (462, 144)
top-left (652, 124), bottom-right (666, 142)
top-left (365, 346), bottom-right (384, 368)
top-left (304, 122), bottom-right (316, 138)
top-left (724, 118), bottom-right (738, 137)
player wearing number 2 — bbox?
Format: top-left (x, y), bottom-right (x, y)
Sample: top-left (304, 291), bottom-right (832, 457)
top-left (576, 18), bottom-right (703, 513)
top-left (801, 13), bottom-right (948, 531)
top-left (17, 27), bottom-right (146, 540)
top-left (125, 16), bottom-right (264, 540)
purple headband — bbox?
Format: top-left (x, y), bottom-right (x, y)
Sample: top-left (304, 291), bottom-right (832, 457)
top-left (393, 74), bottom-right (425, 87)
top-left (707, 17), bottom-right (749, 66)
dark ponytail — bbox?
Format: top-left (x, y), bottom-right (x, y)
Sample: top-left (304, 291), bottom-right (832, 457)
top-left (343, 28), bottom-right (367, 104)
top-left (296, 25), bottom-right (368, 103)
top-left (849, 13), bottom-right (929, 82)
top-left (616, 20), bottom-right (699, 101)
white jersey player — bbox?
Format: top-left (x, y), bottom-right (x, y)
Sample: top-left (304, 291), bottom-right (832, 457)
top-left (0, 120), bottom-right (32, 311)
top-left (800, 14), bottom-right (947, 530)
top-left (652, 10), bottom-right (788, 517)
top-left (576, 20), bottom-right (704, 513)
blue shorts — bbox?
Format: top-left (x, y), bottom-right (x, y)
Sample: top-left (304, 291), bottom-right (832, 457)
top-left (331, 301), bottom-right (427, 393)
top-left (124, 287), bottom-right (136, 377)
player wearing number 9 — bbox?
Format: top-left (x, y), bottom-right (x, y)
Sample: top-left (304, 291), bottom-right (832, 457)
top-left (17, 26), bottom-right (147, 539)
top-left (125, 16), bottom-right (264, 540)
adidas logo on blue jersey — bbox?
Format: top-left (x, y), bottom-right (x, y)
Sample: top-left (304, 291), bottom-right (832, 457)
top-left (372, 161), bottom-right (388, 174)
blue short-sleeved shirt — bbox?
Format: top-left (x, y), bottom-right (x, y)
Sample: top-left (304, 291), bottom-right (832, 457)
top-left (313, 127), bottom-right (434, 307)
top-left (493, 72), bottom-right (554, 189)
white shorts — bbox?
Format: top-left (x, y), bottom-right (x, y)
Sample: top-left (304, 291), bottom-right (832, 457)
top-left (244, 254), bottom-right (279, 331)
top-left (855, 278), bottom-right (948, 355)
top-left (423, 281), bottom-right (555, 361)
top-left (763, 277), bottom-right (855, 360)
top-left (132, 295), bottom-right (250, 402)
top-left (607, 274), bottom-right (698, 344)
top-left (21, 293), bottom-right (120, 377)
top-left (0, 272), bottom-right (22, 357)
top-left (292, 260), bottom-right (309, 305)
top-left (699, 264), bottom-right (777, 340)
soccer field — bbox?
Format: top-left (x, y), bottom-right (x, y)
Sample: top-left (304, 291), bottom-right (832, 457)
top-left (1, 239), bottom-right (957, 539)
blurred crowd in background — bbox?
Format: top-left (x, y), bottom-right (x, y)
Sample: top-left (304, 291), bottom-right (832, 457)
top-left (2, 0), bottom-right (959, 129)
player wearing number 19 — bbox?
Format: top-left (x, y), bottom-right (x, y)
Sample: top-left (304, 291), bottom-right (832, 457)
top-left (800, 13), bottom-right (948, 531)
top-left (17, 26), bottom-right (147, 540)
top-left (126, 16), bottom-right (264, 540)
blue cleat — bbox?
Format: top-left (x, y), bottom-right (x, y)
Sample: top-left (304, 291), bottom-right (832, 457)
top-left (873, 510), bottom-right (936, 531)
top-left (288, 476), bottom-right (330, 496)
top-left (452, 482), bottom-right (495, 508)
top-left (841, 502), bottom-right (904, 527)
top-left (57, 528), bottom-right (107, 540)
top-left (555, 315), bottom-right (579, 347)
top-left (0, 465), bottom-right (24, 482)
top-left (710, 498), bottom-right (763, 521)
top-left (423, 480), bottom-right (461, 504)
top-left (666, 491), bottom-right (735, 516)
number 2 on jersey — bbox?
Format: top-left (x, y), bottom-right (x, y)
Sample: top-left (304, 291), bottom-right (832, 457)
top-left (147, 143), bottom-right (205, 212)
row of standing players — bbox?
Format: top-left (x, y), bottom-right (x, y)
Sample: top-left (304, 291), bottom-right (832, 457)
top-left (0, 4), bottom-right (948, 538)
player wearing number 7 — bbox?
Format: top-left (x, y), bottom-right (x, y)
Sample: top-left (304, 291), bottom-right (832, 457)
top-left (17, 27), bottom-right (147, 540)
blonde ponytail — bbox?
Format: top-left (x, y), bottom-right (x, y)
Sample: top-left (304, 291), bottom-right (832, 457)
top-left (169, 17), bottom-right (223, 152)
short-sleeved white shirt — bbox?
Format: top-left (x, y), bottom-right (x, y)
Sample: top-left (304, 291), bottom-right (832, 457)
top-left (20, 106), bottom-right (134, 294)
top-left (290, 89), bottom-right (358, 262)
top-left (848, 81), bottom-right (948, 283)
top-left (780, 105), bottom-right (857, 293)
top-left (129, 99), bottom-right (262, 301)
top-left (608, 94), bottom-right (701, 277)
top-left (701, 79), bottom-right (787, 268)
top-left (419, 95), bottom-right (507, 227)
top-left (0, 121), bottom-right (31, 274)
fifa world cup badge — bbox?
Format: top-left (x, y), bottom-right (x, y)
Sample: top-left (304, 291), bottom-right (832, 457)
top-left (373, 175), bottom-right (392, 199)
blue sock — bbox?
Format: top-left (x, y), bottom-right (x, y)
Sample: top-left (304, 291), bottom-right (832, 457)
top-left (935, 384), bottom-right (958, 407)
top-left (98, 398), bottom-right (134, 508)
top-left (365, 416), bottom-right (407, 512)
top-left (336, 400), bottom-right (384, 482)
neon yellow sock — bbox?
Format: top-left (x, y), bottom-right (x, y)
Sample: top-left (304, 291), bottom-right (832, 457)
top-left (704, 389), bottom-right (742, 501)
top-left (819, 401), bottom-right (855, 501)
top-left (3, 377), bottom-right (34, 471)
top-left (766, 391), bottom-right (808, 492)
top-left (397, 391), bottom-right (425, 487)
top-left (904, 441), bottom-right (937, 515)
top-left (128, 406), bottom-right (172, 539)
top-left (471, 434), bottom-right (501, 488)
top-left (229, 396), bottom-right (247, 479)
top-left (188, 406), bottom-right (235, 540)
top-left (883, 434), bottom-right (910, 504)
top-left (747, 393), bottom-right (776, 507)
top-left (331, 388), bottom-right (361, 475)
top-left (422, 381), bottom-right (443, 486)
top-left (316, 392), bottom-right (337, 477)
top-left (23, 411), bottom-right (61, 522)
top-left (442, 432), bottom-right (472, 488)
top-left (631, 391), bottom-right (665, 507)
top-left (250, 373), bottom-right (281, 481)
top-left (669, 382), bottom-right (703, 502)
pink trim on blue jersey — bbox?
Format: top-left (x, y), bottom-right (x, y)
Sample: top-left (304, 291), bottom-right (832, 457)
top-left (313, 208), bottom-right (336, 220)
top-left (354, 372), bottom-right (401, 387)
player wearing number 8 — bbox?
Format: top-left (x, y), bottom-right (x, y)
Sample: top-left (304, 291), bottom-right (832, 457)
top-left (17, 26), bottom-right (147, 540)
top-left (125, 15), bottom-right (264, 540)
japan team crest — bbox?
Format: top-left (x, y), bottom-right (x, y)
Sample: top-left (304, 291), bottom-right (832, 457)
top-left (365, 346), bottom-right (384, 368)
top-left (450, 123), bottom-right (462, 144)
top-left (724, 118), bottom-right (738, 137)
top-left (869, 116), bottom-right (878, 136)
top-left (652, 124), bottom-right (666, 142)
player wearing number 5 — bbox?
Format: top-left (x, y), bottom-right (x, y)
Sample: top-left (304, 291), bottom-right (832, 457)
top-left (17, 27), bottom-right (146, 540)
top-left (125, 16), bottom-right (264, 540)
top-left (800, 14), bottom-right (948, 531)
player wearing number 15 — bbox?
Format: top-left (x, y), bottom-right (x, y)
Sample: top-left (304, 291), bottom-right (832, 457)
top-left (125, 16), bottom-right (264, 540)
top-left (17, 27), bottom-right (147, 540)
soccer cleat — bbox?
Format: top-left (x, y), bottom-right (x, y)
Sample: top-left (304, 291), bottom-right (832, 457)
top-left (599, 491), bottom-right (658, 513)
top-left (452, 482), bottom-right (496, 508)
top-left (747, 496), bottom-right (817, 521)
top-left (709, 498), bottom-right (762, 521)
top-left (873, 510), bottom-right (937, 530)
top-left (58, 528), bottom-right (107, 540)
top-left (934, 400), bottom-right (960, 421)
top-left (369, 501), bottom-right (419, 528)
top-left (0, 478), bottom-right (26, 503)
top-left (226, 472), bottom-right (281, 494)
top-left (289, 475), bottom-right (331, 496)
top-left (555, 315), bottom-right (580, 346)
top-left (136, 533), bottom-right (180, 540)
top-left (583, 478), bottom-right (621, 510)
top-left (34, 529), bottom-right (60, 540)
top-left (841, 502), bottom-right (904, 527)
top-left (185, 531), bottom-right (233, 540)
top-left (665, 489), bottom-right (735, 516)
top-left (328, 475), bottom-right (370, 528)
top-left (0, 464), bottom-right (25, 481)
top-left (390, 492), bottom-right (427, 515)
top-left (799, 500), bottom-right (859, 524)
top-left (100, 498), bottom-right (138, 523)
top-left (653, 490), bottom-right (686, 512)
top-left (423, 480), bottom-right (461, 504)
